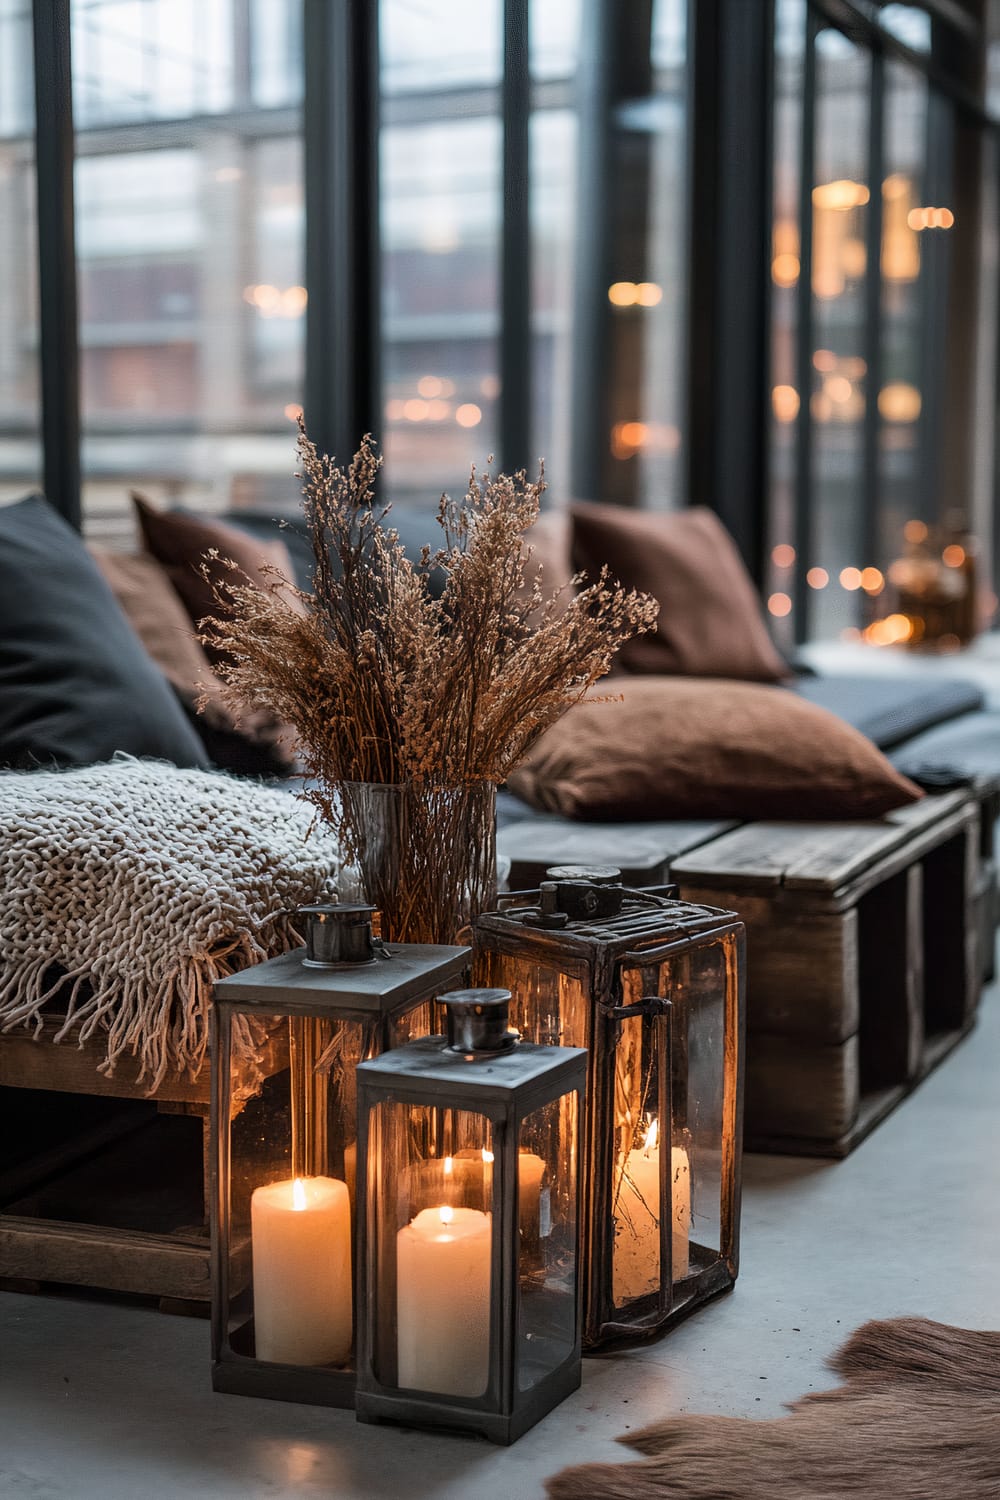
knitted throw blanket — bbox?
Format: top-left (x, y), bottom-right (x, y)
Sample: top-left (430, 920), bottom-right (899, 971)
top-left (0, 759), bottom-right (341, 1090)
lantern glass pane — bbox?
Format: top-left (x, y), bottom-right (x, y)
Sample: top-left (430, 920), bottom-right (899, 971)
top-left (225, 1011), bottom-right (360, 1367)
top-left (368, 1099), bottom-right (494, 1397)
top-left (481, 950), bottom-right (590, 1047)
top-left (672, 940), bottom-right (728, 1268)
top-left (386, 998), bottom-right (435, 1048)
top-left (611, 1004), bottom-right (671, 1307)
top-left (517, 1090), bottom-right (579, 1391)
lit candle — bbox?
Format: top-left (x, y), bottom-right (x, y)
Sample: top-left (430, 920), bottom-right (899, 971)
top-left (613, 1121), bottom-right (691, 1304)
top-left (396, 1204), bottom-right (492, 1395)
top-left (251, 1175), bottom-right (352, 1366)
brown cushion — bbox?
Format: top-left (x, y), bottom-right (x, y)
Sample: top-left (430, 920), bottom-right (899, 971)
top-left (518, 510), bottom-right (574, 623)
top-left (91, 546), bottom-right (296, 775)
top-left (570, 503), bottom-right (787, 682)
top-left (507, 678), bottom-right (922, 821)
top-left (133, 494), bottom-right (298, 667)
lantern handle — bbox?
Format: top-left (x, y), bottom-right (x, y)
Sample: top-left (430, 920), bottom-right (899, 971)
top-left (602, 994), bottom-right (672, 1020)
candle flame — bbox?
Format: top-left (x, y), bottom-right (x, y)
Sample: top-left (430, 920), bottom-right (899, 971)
top-left (643, 1119), bottom-right (659, 1153)
top-left (482, 1149), bottom-right (494, 1163)
top-left (444, 1156), bottom-right (453, 1176)
top-left (439, 1204), bottom-right (454, 1225)
top-left (292, 1177), bottom-right (307, 1211)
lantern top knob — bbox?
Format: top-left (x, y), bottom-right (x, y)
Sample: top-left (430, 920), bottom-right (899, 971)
top-left (299, 903), bottom-right (379, 968)
top-left (440, 988), bottom-right (520, 1055)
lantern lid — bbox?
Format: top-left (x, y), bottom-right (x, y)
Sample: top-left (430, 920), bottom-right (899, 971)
top-left (440, 988), bottom-right (518, 1055)
top-left (356, 1032), bottom-right (586, 1105)
top-left (213, 941), bottom-right (470, 1015)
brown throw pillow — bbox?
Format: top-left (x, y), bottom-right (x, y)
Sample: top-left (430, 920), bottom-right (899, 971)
top-left (571, 502), bottom-right (787, 682)
top-left (507, 678), bottom-right (922, 821)
top-left (133, 494), bottom-right (299, 667)
top-left (518, 510), bottom-right (574, 623)
top-left (91, 546), bottom-right (297, 775)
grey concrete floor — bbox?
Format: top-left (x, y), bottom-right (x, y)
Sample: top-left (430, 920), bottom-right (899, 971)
top-left (3, 977), bottom-right (999, 1500)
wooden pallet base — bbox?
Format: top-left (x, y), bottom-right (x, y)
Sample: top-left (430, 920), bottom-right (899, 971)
top-left (745, 1019), bottom-right (975, 1158)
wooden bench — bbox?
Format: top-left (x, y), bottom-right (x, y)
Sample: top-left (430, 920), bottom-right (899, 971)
top-left (498, 816), bottom-right (736, 890)
top-left (0, 1019), bottom-right (283, 1307)
top-left (672, 792), bottom-right (982, 1156)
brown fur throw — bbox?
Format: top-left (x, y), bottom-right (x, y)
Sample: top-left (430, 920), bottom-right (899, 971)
top-left (547, 1318), bottom-right (1000, 1499)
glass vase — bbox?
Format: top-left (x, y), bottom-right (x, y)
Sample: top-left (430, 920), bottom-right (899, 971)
top-left (338, 781), bottom-right (497, 945)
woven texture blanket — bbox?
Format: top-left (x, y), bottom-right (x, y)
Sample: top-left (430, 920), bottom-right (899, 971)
top-left (0, 759), bottom-right (341, 1089)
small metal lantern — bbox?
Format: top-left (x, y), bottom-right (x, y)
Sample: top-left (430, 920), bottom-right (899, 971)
top-left (474, 869), bottom-right (745, 1348)
top-left (355, 989), bottom-right (586, 1444)
top-left (210, 905), bottom-right (469, 1407)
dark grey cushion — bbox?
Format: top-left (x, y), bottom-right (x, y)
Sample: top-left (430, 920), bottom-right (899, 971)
top-left (891, 711), bottom-right (1000, 787)
top-left (790, 673), bottom-right (984, 749)
top-left (0, 494), bottom-right (210, 770)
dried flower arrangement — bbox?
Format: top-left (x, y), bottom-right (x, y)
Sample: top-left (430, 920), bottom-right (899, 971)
top-left (204, 422), bottom-right (657, 941)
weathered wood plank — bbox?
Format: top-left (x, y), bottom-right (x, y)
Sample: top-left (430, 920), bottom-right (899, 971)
top-left (744, 1033), bottom-right (859, 1142)
top-left (857, 863), bottom-right (924, 1089)
top-left (0, 1215), bottom-right (211, 1299)
top-left (498, 816), bottom-right (735, 890)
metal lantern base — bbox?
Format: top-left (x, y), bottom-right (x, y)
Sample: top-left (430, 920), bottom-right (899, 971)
top-left (356, 1361), bottom-right (582, 1445)
top-left (212, 1352), bottom-right (356, 1409)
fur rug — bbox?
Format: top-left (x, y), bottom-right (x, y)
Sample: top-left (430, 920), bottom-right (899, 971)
top-left (547, 1318), bottom-right (1000, 1499)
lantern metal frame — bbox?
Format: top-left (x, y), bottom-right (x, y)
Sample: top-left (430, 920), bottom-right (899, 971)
top-left (354, 1032), bottom-right (587, 1445)
top-left (210, 941), bottom-right (470, 1408)
top-left (474, 885), bottom-right (746, 1348)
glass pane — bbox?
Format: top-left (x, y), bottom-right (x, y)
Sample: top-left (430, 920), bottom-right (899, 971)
top-left (72, 0), bottom-right (304, 542)
top-left (879, 63), bottom-right (928, 569)
top-left (0, 0), bottom-right (41, 500)
top-left (530, 108), bottom-right (577, 503)
top-left (369, 1100), bottom-right (493, 1396)
top-left (810, 27), bottom-right (871, 638)
top-left (611, 988), bottom-right (672, 1308)
top-left (226, 1013), bottom-right (359, 1368)
top-left (766, 0), bottom-right (806, 644)
top-left (380, 1), bottom-right (501, 507)
top-left (517, 1091), bottom-right (578, 1392)
top-left (671, 942), bottom-right (729, 1273)
top-left (479, 947), bottom-right (590, 1050)
top-left (605, 0), bottom-right (688, 508)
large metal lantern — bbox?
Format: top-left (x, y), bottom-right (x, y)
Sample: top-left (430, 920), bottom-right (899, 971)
top-left (354, 989), bottom-right (586, 1444)
top-left (210, 904), bottom-right (469, 1407)
top-left (474, 869), bottom-right (745, 1348)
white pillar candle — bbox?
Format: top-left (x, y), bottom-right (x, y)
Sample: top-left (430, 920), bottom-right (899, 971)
top-left (251, 1175), bottom-right (352, 1366)
top-left (613, 1122), bottom-right (691, 1304)
top-left (517, 1151), bottom-right (546, 1237)
top-left (396, 1205), bottom-right (492, 1395)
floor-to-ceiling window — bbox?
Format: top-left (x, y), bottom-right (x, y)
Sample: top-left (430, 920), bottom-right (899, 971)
top-left (767, 0), bottom-right (999, 646)
top-left (71, 0), bottom-right (304, 542)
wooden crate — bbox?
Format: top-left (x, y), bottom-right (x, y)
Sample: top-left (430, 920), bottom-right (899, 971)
top-left (498, 815), bottom-right (736, 890)
top-left (0, 1019), bottom-right (282, 1306)
top-left (672, 792), bottom-right (981, 1157)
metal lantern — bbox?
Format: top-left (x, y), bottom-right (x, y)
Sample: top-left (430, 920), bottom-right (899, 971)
top-left (354, 988), bottom-right (586, 1444)
top-left (210, 903), bottom-right (469, 1407)
top-left (474, 868), bottom-right (745, 1348)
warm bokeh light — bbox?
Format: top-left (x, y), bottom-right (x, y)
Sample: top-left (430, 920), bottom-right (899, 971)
top-left (860, 567), bottom-right (884, 593)
top-left (479, 374), bottom-right (500, 399)
top-left (840, 567), bottom-right (863, 591)
top-left (425, 399), bottom-right (450, 421)
top-left (772, 543), bottom-right (796, 569)
top-left (417, 375), bottom-right (443, 398)
top-left (840, 238), bottom-right (867, 278)
top-left (863, 613), bottom-right (913, 646)
top-left (878, 382), bottom-right (922, 422)
top-left (608, 281), bottom-right (637, 306)
top-left (908, 206), bottom-right (955, 230)
top-left (942, 544), bottom-right (966, 569)
top-left (825, 375), bottom-right (853, 403)
top-left (620, 421), bottom-right (647, 447)
top-left (636, 281), bottom-right (663, 306)
top-left (283, 403), bottom-right (303, 422)
top-left (281, 285), bottom-right (307, 317)
top-left (807, 567), bottom-right (829, 589)
top-left (812, 349), bottom-right (837, 372)
top-left (403, 398), bottom-right (428, 422)
top-left (772, 252), bottom-right (800, 287)
top-left (768, 592), bottom-right (792, 617)
top-left (882, 173), bottom-right (909, 200)
top-left (455, 403), bottom-right (482, 428)
top-left (812, 179), bottom-right (870, 210)
top-left (903, 519), bottom-right (928, 544)
top-left (772, 384), bottom-right (800, 422)
top-left (251, 283), bottom-right (281, 313)
top-left (385, 398), bottom-right (405, 421)
top-left (810, 390), bottom-right (834, 423)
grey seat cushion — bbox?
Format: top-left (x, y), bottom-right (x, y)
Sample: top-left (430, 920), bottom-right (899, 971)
top-left (790, 674), bottom-right (984, 749)
top-left (890, 711), bottom-right (1000, 787)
